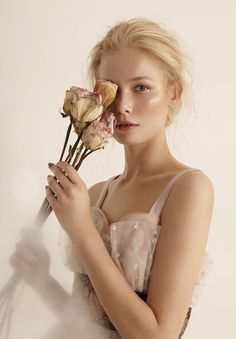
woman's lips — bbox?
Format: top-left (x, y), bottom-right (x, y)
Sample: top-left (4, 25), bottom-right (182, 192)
top-left (115, 123), bottom-right (139, 131)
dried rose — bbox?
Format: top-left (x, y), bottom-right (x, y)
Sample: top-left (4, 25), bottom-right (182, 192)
top-left (81, 111), bottom-right (115, 150)
top-left (94, 80), bottom-right (118, 110)
top-left (63, 86), bottom-right (103, 123)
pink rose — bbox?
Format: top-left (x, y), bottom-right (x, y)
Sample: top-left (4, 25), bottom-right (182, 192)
top-left (81, 112), bottom-right (115, 150)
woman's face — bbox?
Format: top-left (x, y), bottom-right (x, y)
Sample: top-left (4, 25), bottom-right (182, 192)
top-left (98, 47), bottom-right (176, 145)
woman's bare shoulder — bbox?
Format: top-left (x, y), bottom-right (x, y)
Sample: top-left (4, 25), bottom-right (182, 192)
top-left (88, 180), bottom-right (107, 206)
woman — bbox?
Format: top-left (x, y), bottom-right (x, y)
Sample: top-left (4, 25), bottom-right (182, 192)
top-left (10, 18), bottom-right (214, 338)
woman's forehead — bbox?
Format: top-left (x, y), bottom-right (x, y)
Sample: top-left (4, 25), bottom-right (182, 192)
top-left (98, 48), bottom-right (166, 83)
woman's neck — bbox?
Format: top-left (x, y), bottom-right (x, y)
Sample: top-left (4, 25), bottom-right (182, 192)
top-left (121, 132), bottom-right (179, 181)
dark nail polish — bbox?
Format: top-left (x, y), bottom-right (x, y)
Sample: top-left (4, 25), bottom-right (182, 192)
top-left (48, 162), bottom-right (53, 167)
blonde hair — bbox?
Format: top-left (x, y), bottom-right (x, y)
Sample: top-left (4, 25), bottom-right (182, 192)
top-left (86, 17), bottom-right (195, 127)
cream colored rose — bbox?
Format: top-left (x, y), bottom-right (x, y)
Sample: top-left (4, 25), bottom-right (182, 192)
top-left (63, 86), bottom-right (103, 123)
top-left (94, 80), bottom-right (118, 110)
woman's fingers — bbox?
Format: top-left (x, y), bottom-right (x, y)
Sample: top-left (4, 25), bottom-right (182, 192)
top-left (48, 161), bottom-right (83, 187)
top-left (47, 175), bottom-right (63, 198)
top-left (9, 252), bottom-right (35, 276)
top-left (15, 242), bottom-right (38, 266)
top-left (48, 163), bottom-right (73, 189)
top-left (9, 237), bottom-right (51, 287)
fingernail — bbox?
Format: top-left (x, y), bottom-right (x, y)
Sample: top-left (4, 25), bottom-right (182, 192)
top-left (48, 162), bottom-right (53, 168)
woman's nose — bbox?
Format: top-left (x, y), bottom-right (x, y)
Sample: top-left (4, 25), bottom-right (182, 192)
top-left (112, 93), bottom-right (132, 114)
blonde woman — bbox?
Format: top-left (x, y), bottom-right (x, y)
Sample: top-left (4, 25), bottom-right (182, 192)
top-left (10, 18), bottom-right (214, 339)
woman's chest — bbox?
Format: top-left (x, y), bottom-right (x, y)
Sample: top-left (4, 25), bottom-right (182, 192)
top-left (101, 176), bottom-right (170, 224)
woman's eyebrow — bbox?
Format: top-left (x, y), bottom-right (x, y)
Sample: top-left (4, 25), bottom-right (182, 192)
top-left (101, 76), bottom-right (154, 84)
top-left (128, 76), bottom-right (154, 82)
top-left (98, 76), bottom-right (155, 86)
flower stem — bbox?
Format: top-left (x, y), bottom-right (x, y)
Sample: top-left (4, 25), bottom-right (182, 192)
top-left (65, 135), bottom-right (81, 163)
top-left (72, 143), bottom-right (84, 167)
top-left (0, 275), bottom-right (18, 301)
top-left (82, 149), bottom-right (96, 160)
top-left (65, 122), bottom-right (91, 164)
top-left (59, 119), bottom-right (73, 162)
top-left (74, 148), bottom-right (93, 171)
top-left (33, 197), bottom-right (51, 227)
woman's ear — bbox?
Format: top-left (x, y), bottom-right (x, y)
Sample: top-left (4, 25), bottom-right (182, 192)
top-left (168, 81), bottom-right (183, 110)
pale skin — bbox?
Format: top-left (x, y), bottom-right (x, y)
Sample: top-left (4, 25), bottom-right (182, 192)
top-left (10, 46), bottom-right (214, 338)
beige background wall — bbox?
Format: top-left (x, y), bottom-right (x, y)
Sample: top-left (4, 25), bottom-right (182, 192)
top-left (0, 0), bottom-right (235, 338)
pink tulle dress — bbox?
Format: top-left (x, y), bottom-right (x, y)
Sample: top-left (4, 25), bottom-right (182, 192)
top-left (59, 167), bottom-right (213, 339)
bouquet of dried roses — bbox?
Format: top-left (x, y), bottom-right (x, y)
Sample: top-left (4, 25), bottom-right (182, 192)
top-left (0, 80), bottom-right (118, 339)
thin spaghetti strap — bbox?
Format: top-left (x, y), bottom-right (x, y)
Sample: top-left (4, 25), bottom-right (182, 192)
top-left (95, 175), bottom-right (120, 208)
top-left (150, 168), bottom-right (203, 218)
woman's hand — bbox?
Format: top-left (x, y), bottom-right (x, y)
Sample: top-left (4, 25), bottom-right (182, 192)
top-left (9, 228), bottom-right (50, 288)
top-left (45, 161), bottom-right (92, 236)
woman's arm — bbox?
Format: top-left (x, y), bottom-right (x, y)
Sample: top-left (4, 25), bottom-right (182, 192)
top-left (146, 171), bottom-right (214, 338)
top-left (71, 171), bottom-right (214, 339)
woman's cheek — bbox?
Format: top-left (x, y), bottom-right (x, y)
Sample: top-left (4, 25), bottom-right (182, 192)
top-left (138, 92), bottom-right (166, 114)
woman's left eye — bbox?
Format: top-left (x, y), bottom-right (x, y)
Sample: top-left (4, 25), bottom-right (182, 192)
top-left (134, 84), bottom-right (150, 92)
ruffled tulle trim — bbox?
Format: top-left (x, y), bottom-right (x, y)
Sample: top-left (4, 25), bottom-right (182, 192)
top-left (190, 251), bottom-right (213, 307)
